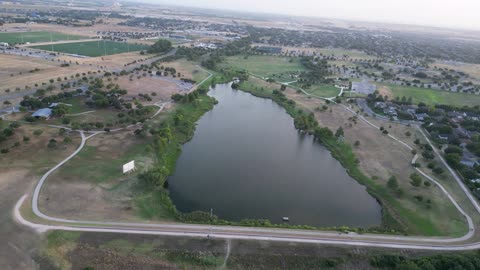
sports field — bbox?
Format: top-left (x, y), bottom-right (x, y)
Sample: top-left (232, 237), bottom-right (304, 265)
top-left (223, 55), bottom-right (305, 78)
top-left (0, 31), bottom-right (86, 45)
top-left (381, 84), bottom-right (480, 107)
top-left (31, 40), bottom-right (148, 57)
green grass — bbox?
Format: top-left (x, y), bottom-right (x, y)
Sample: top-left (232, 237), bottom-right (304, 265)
top-left (222, 55), bottom-right (305, 79)
top-left (31, 40), bottom-right (148, 57)
top-left (0, 31), bottom-right (86, 45)
top-left (56, 141), bottom-right (154, 184)
top-left (46, 231), bottom-right (81, 248)
top-left (61, 97), bottom-right (90, 114)
top-left (298, 83), bottom-right (340, 98)
top-left (383, 84), bottom-right (480, 107)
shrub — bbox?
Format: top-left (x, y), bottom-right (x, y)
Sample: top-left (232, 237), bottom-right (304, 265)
top-left (410, 173), bottom-right (422, 187)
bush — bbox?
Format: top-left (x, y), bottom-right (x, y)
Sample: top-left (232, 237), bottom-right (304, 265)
top-left (33, 130), bottom-right (43, 136)
top-left (387, 176), bottom-right (399, 190)
top-left (410, 173), bottom-right (422, 187)
top-left (433, 167), bottom-right (444, 175)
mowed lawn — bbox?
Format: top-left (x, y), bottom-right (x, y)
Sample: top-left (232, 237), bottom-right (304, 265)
top-left (0, 31), bottom-right (86, 45)
top-left (297, 83), bottom-right (340, 98)
top-left (31, 41), bottom-right (148, 57)
top-left (384, 84), bottom-right (480, 107)
top-left (223, 55), bottom-right (305, 78)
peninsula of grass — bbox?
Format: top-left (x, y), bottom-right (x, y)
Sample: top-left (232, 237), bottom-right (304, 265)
top-left (0, 31), bottom-right (87, 45)
top-left (31, 40), bottom-right (148, 57)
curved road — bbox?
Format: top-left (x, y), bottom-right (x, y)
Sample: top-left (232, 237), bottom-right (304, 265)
top-left (13, 80), bottom-right (480, 251)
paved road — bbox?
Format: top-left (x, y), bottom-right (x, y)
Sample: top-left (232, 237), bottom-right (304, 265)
top-left (13, 83), bottom-right (480, 252)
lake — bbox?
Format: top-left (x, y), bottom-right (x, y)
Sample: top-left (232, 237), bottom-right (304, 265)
top-left (168, 83), bottom-right (381, 227)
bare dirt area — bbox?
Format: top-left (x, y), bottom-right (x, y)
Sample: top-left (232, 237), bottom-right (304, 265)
top-left (0, 124), bottom-right (82, 270)
top-left (39, 130), bottom-right (153, 222)
top-left (57, 51), bottom-right (151, 71)
top-left (0, 54), bottom-right (92, 94)
top-left (116, 75), bottom-right (187, 101)
top-left (164, 59), bottom-right (209, 82)
top-left (434, 60), bottom-right (480, 81)
top-left (377, 85), bottom-right (394, 98)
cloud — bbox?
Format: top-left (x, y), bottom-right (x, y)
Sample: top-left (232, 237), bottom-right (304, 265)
top-left (140, 0), bottom-right (480, 30)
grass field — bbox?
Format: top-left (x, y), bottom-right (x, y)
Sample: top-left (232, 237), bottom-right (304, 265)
top-left (0, 31), bottom-right (86, 45)
top-left (31, 40), bottom-right (148, 57)
top-left (295, 83), bottom-right (340, 98)
top-left (381, 84), bottom-right (480, 107)
top-left (223, 55), bottom-right (305, 79)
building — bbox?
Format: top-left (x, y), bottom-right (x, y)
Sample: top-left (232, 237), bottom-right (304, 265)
top-left (414, 113), bottom-right (428, 121)
top-left (32, 108), bottom-right (52, 119)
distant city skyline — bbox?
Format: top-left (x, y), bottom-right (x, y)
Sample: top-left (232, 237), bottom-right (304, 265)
top-left (135, 0), bottom-right (480, 31)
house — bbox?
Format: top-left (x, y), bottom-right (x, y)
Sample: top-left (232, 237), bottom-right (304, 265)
top-left (460, 159), bottom-right (477, 168)
top-left (414, 113), bottom-right (428, 121)
top-left (466, 112), bottom-right (480, 121)
top-left (32, 108), bottom-right (52, 119)
top-left (383, 106), bottom-right (398, 116)
top-left (374, 102), bottom-right (386, 109)
top-left (438, 134), bottom-right (450, 141)
top-left (448, 111), bottom-right (466, 119)
top-left (454, 127), bottom-right (471, 139)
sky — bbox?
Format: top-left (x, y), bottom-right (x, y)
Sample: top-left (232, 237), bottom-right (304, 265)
top-left (137, 0), bottom-right (480, 30)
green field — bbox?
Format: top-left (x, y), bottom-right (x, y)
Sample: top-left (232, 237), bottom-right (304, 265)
top-left (295, 83), bottom-right (340, 98)
top-left (223, 55), bottom-right (305, 79)
top-left (31, 40), bottom-right (148, 57)
top-left (383, 84), bottom-right (480, 107)
top-left (0, 31), bottom-right (86, 45)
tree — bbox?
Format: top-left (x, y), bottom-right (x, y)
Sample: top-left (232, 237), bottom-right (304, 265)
top-left (410, 173), bottom-right (422, 187)
top-left (354, 140), bottom-right (360, 147)
top-left (445, 153), bottom-right (461, 169)
top-left (433, 167), bottom-right (444, 175)
top-left (147, 39), bottom-right (172, 54)
top-left (335, 127), bottom-right (344, 138)
top-left (387, 176), bottom-right (399, 190)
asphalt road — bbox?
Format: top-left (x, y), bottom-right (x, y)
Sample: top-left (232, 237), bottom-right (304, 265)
top-left (14, 90), bottom-right (480, 252)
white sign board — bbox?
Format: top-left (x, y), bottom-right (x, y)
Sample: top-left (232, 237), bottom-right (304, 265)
top-left (123, 160), bottom-right (135, 174)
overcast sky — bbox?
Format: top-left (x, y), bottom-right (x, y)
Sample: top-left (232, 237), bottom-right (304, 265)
top-left (138, 0), bottom-right (480, 30)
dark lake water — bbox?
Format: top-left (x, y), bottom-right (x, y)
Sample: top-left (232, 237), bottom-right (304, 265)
top-left (168, 83), bottom-right (381, 227)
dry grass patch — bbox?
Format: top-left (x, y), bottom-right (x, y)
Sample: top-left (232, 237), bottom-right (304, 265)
top-left (116, 75), bottom-right (181, 101)
top-left (39, 130), bottom-right (154, 222)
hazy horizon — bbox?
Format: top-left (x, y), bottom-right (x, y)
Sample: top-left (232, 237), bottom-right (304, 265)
top-left (133, 0), bottom-right (480, 31)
